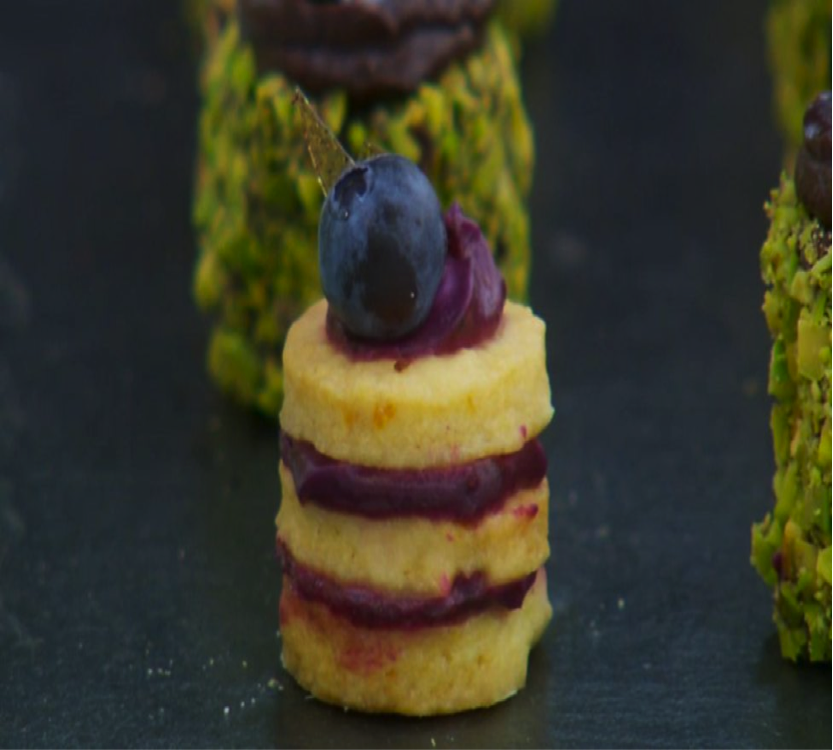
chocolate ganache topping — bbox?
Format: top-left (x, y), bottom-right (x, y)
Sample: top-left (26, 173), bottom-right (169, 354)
top-left (795, 91), bottom-right (831, 230)
top-left (281, 431), bottom-right (547, 522)
top-left (238, 0), bottom-right (495, 99)
top-left (326, 203), bottom-right (506, 360)
top-left (278, 541), bottom-right (536, 629)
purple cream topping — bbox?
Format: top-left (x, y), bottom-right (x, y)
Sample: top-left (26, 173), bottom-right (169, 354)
top-left (281, 431), bottom-right (547, 523)
top-left (278, 541), bottom-right (536, 629)
top-left (325, 203), bottom-right (507, 361)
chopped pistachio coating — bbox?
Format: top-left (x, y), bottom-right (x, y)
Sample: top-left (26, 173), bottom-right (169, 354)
top-left (192, 20), bottom-right (535, 417)
top-left (766, 0), bottom-right (831, 157)
top-left (751, 174), bottom-right (832, 663)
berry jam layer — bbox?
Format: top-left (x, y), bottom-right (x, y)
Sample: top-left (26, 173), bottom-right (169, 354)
top-left (281, 300), bottom-right (553, 469)
top-left (278, 465), bottom-right (549, 595)
top-left (278, 541), bottom-right (537, 630)
top-left (326, 204), bottom-right (506, 362)
top-left (280, 430), bottom-right (546, 522)
top-left (238, 0), bottom-right (495, 100)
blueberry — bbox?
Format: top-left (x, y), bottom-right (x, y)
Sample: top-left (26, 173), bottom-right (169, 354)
top-left (318, 154), bottom-right (447, 340)
top-left (803, 91), bottom-right (831, 161)
top-left (795, 91), bottom-right (831, 228)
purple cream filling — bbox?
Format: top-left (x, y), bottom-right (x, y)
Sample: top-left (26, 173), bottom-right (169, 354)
top-left (325, 203), bottom-right (507, 362)
top-left (281, 431), bottom-right (547, 523)
top-left (278, 541), bottom-right (536, 629)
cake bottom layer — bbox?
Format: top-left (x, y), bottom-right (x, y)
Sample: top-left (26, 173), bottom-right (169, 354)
top-left (279, 568), bottom-right (552, 715)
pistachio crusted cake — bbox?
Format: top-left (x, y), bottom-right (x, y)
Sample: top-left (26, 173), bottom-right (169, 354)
top-left (276, 153), bottom-right (553, 714)
top-left (751, 92), bottom-right (832, 662)
top-left (192, 0), bottom-right (535, 417)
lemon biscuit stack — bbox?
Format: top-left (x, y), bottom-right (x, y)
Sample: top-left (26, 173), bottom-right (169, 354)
top-left (276, 298), bottom-right (553, 715)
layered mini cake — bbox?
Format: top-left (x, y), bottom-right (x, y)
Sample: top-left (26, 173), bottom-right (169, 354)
top-left (276, 153), bottom-right (553, 714)
top-left (192, 0), bottom-right (535, 417)
top-left (752, 92), bottom-right (831, 663)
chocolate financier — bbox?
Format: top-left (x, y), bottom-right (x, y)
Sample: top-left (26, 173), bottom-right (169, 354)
top-left (187, 0), bottom-right (557, 52)
top-left (239, 0), bottom-right (493, 99)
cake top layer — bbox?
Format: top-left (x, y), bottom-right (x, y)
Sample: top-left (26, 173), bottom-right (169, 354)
top-left (795, 91), bottom-right (831, 230)
top-left (238, 0), bottom-right (495, 99)
top-left (280, 300), bottom-right (553, 468)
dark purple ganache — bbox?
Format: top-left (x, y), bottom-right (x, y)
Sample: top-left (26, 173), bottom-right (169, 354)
top-left (326, 203), bottom-right (506, 361)
top-left (238, 0), bottom-right (495, 100)
top-left (278, 541), bottom-right (536, 629)
top-left (281, 431), bottom-right (547, 523)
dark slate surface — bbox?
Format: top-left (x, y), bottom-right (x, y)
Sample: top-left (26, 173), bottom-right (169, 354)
top-left (0, 0), bottom-right (830, 747)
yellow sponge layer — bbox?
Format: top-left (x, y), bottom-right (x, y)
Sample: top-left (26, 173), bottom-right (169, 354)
top-left (279, 568), bottom-right (552, 715)
top-left (280, 300), bottom-right (553, 469)
top-left (277, 463), bottom-right (549, 596)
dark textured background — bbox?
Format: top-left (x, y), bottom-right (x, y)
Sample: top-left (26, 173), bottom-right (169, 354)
top-left (0, 1), bottom-right (831, 747)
